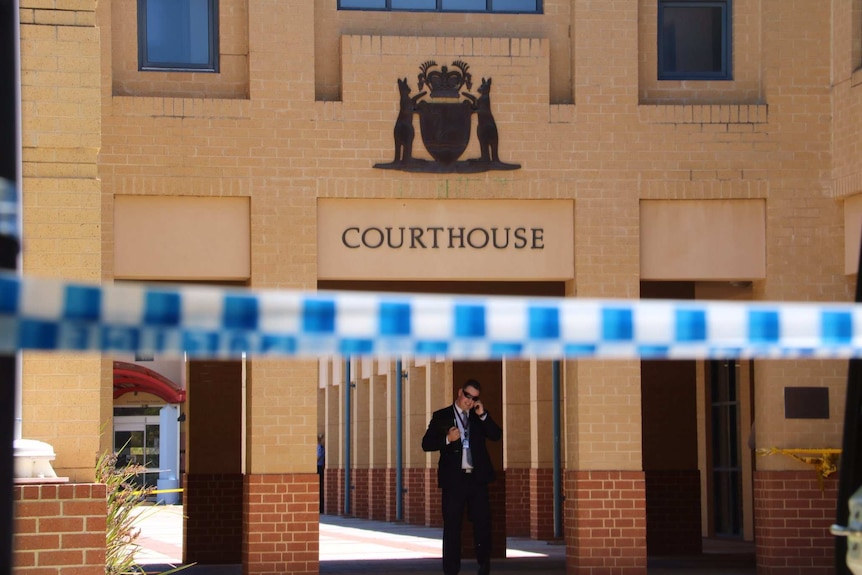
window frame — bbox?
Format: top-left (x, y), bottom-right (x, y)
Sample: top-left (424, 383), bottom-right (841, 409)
top-left (657, 0), bottom-right (732, 81)
top-left (137, 0), bottom-right (220, 73)
top-left (337, 0), bottom-right (542, 14)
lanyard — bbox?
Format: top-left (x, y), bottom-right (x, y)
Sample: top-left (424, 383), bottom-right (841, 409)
top-left (454, 407), bottom-right (469, 436)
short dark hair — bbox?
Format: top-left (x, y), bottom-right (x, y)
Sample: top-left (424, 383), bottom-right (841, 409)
top-left (462, 379), bottom-right (481, 392)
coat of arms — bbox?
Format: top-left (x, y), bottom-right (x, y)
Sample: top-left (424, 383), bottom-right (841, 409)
top-left (374, 60), bottom-right (520, 173)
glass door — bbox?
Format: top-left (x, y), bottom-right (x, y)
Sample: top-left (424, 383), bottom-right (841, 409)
top-left (114, 411), bottom-right (161, 490)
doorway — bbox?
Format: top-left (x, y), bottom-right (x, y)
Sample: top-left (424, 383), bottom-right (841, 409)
top-left (706, 359), bottom-right (754, 539)
top-left (114, 407), bottom-right (162, 490)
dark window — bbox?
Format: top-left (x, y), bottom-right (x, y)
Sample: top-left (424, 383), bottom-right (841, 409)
top-left (338, 0), bottom-right (540, 13)
top-left (658, 1), bottom-right (731, 80)
top-left (137, 0), bottom-right (219, 72)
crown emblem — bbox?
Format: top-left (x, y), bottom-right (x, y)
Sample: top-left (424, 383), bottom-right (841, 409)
top-left (417, 60), bottom-right (472, 98)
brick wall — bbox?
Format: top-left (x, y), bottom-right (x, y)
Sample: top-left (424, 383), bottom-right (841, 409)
top-left (244, 474), bottom-right (318, 575)
top-left (644, 470), bottom-right (701, 555)
top-left (506, 467), bottom-right (530, 537)
top-left (404, 467), bottom-right (428, 526)
top-left (565, 471), bottom-right (647, 575)
top-left (754, 471), bottom-right (837, 575)
top-left (324, 468), bottom-right (343, 515)
top-left (368, 468), bottom-right (387, 521)
top-left (352, 469), bottom-right (368, 518)
top-left (384, 468), bottom-right (398, 521)
top-left (13, 483), bottom-right (106, 574)
top-left (184, 473), bottom-right (243, 564)
top-left (531, 467), bottom-right (557, 541)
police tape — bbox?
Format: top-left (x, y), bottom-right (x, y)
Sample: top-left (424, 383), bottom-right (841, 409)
top-left (2, 272), bottom-right (862, 359)
top-left (131, 488), bottom-right (184, 496)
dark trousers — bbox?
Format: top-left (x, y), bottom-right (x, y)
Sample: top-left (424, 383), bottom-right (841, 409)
top-left (318, 466), bottom-right (324, 513)
top-left (442, 473), bottom-right (492, 575)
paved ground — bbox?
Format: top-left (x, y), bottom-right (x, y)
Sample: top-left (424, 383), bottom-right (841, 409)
top-left (133, 505), bottom-right (756, 575)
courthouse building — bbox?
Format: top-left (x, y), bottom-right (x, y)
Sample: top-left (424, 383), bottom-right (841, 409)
top-left (12, 0), bottom-right (862, 574)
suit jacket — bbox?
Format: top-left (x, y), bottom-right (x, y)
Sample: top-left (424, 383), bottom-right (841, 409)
top-left (421, 404), bottom-right (502, 489)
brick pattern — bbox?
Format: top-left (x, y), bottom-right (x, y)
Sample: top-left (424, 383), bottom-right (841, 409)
top-left (644, 470), bottom-right (702, 555)
top-left (244, 474), bottom-right (318, 575)
top-left (184, 473), bottom-right (243, 564)
top-left (324, 468), bottom-right (343, 515)
top-left (352, 469), bottom-right (369, 518)
top-left (506, 467), bottom-right (530, 537)
top-left (384, 468), bottom-right (399, 522)
top-left (368, 468), bottom-right (388, 521)
top-left (531, 467), bottom-right (557, 541)
top-left (13, 483), bottom-right (106, 575)
top-left (754, 471), bottom-right (837, 575)
top-left (424, 468), bottom-right (443, 527)
top-left (404, 467), bottom-right (428, 526)
top-left (565, 471), bottom-right (647, 575)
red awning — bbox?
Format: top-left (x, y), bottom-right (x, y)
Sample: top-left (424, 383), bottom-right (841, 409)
top-left (113, 361), bottom-right (186, 403)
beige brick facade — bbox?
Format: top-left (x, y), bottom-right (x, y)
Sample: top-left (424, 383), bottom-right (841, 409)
top-left (14, 0), bottom-right (862, 573)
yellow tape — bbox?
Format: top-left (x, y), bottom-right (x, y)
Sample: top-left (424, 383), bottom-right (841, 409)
top-left (131, 487), bottom-right (184, 496)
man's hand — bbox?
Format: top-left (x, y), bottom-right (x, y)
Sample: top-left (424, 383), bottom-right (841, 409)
top-left (447, 426), bottom-right (461, 443)
top-left (473, 401), bottom-right (485, 417)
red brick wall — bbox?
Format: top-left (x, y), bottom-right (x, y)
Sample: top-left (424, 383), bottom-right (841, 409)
top-left (506, 467), bottom-right (530, 537)
top-left (531, 467), bottom-right (557, 541)
top-left (368, 468), bottom-right (387, 521)
top-left (424, 468), bottom-right (442, 527)
top-left (565, 470), bottom-right (647, 575)
top-left (353, 468), bottom-right (368, 518)
top-left (324, 468), bottom-right (343, 515)
top-left (754, 471), bottom-right (837, 575)
top-left (184, 472), bottom-right (243, 564)
top-left (13, 483), bottom-right (107, 574)
top-left (404, 467), bottom-right (427, 525)
top-left (644, 470), bottom-right (701, 555)
top-left (384, 468), bottom-right (398, 521)
top-left (244, 473), bottom-right (318, 575)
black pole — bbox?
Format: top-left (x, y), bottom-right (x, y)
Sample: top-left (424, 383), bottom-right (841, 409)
top-left (0, 0), bottom-right (19, 574)
top-left (835, 230), bottom-right (862, 575)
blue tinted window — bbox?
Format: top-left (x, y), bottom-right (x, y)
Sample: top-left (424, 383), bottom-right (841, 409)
top-left (138, 0), bottom-right (219, 71)
top-left (441, 0), bottom-right (486, 10)
top-left (338, 0), bottom-right (541, 12)
top-left (341, 0), bottom-right (386, 7)
top-left (658, 1), bottom-right (731, 80)
top-left (490, 0), bottom-right (538, 11)
top-left (392, 0), bottom-right (436, 8)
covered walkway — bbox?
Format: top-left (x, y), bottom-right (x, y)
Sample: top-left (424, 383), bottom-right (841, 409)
top-left (135, 507), bottom-right (755, 575)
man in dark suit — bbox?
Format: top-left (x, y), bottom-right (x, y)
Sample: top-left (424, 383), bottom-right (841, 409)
top-left (422, 379), bottom-right (503, 575)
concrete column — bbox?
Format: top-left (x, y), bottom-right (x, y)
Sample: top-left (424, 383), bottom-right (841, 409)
top-left (324, 359), bottom-right (342, 515)
top-left (384, 360), bottom-right (400, 521)
top-left (529, 360), bottom-right (556, 540)
top-left (503, 359), bottom-right (531, 537)
top-left (368, 368), bottom-right (388, 520)
top-left (185, 360), bottom-right (243, 566)
top-left (404, 362), bottom-right (427, 525)
top-left (353, 359), bottom-right (370, 518)
top-left (243, 358), bottom-right (318, 575)
top-left (423, 360), bottom-right (452, 527)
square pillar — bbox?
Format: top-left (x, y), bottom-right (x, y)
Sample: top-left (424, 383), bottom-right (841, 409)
top-left (754, 471), bottom-right (836, 574)
top-left (13, 483), bottom-right (106, 574)
top-left (244, 474), bottom-right (319, 575)
top-left (564, 471), bottom-right (647, 575)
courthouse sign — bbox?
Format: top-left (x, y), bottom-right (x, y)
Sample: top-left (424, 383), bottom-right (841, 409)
top-left (318, 199), bottom-right (574, 281)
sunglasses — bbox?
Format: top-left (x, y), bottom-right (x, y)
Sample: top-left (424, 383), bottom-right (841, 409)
top-left (462, 389), bottom-right (479, 401)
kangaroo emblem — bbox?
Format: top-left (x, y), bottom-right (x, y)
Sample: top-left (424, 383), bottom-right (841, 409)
top-left (464, 77), bottom-right (500, 163)
top-left (392, 78), bottom-right (426, 164)
top-left (373, 60), bottom-right (520, 173)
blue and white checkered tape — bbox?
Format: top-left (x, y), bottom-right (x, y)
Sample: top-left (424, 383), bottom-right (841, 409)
top-left (0, 178), bottom-right (19, 241)
top-left (1, 272), bottom-right (862, 359)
